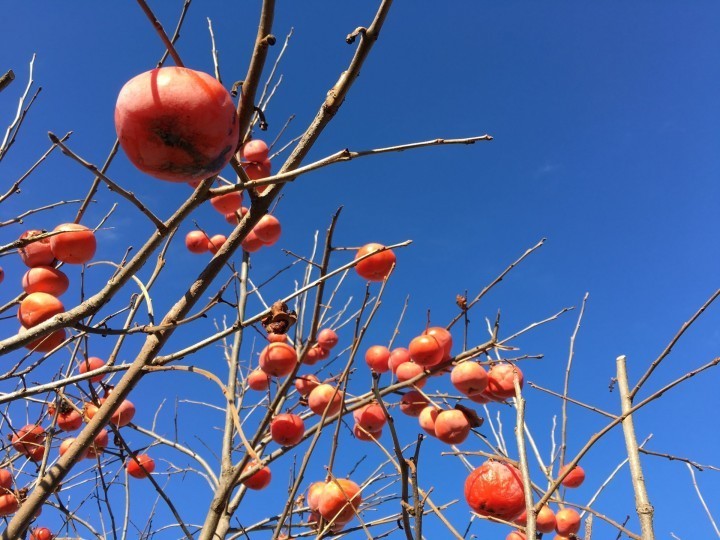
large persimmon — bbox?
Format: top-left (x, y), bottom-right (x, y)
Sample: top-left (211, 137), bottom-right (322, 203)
top-left (115, 66), bottom-right (239, 182)
top-left (318, 478), bottom-right (362, 524)
top-left (464, 460), bottom-right (525, 521)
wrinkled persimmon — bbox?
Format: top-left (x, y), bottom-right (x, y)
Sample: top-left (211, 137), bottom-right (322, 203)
top-left (464, 460), bottom-right (525, 520)
top-left (115, 66), bottom-right (239, 182)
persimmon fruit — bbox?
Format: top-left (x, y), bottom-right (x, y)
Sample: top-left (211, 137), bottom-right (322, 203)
top-left (464, 460), bottom-right (525, 520)
top-left (242, 461), bottom-right (271, 490)
top-left (115, 66), bottom-right (239, 182)
top-left (558, 464), bottom-right (585, 488)
top-left (18, 292), bottom-right (64, 328)
top-left (127, 453), bottom-right (155, 479)
top-left (270, 413), bottom-right (305, 446)
top-left (18, 230), bottom-right (55, 268)
top-left (555, 508), bottom-right (581, 536)
top-left (21, 266), bottom-right (69, 297)
top-left (259, 342), bottom-right (297, 377)
top-left (50, 223), bottom-right (96, 264)
top-left (354, 243), bottom-right (396, 282)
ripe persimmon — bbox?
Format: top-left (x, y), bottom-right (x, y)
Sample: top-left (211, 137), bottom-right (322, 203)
top-left (259, 342), bottom-right (297, 377)
top-left (423, 326), bottom-right (453, 360)
top-left (242, 461), bottom-right (271, 490)
top-left (294, 374), bottom-right (320, 396)
top-left (50, 223), bottom-right (96, 264)
top-left (253, 214), bottom-right (281, 245)
top-left (399, 390), bottom-right (429, 417)
top-left (59, 437), bottom-right (89, 459)
top-left (78, 356), bottom-right (106, 383)
top-left (317, 328), bottom-right (339, 349)
top-left (20, 326), bottom-right (66, 353)
top-left (308, 384), bottom-right (343, 416)
top-left (408, 334), bottom-right (444, 367)
top-left (186, 230), bottom-right (209, 254)
top-left (555, 508), bottom-right (581, 536)
top-left (207, 234), bottom-right (227, 254)
top-left (434, 409), bottom-right (471, 444)
top-left (388, 347), bottom-right (411, 373)
top-left (21, 266), bottom-right (69, 297)
top-left (487, 363), bottom-right (524, 400)
top-left (270, 413), bottom-right (305, 446)
top-left (354, 243), bottom-right (396, 282)
top-left (395, 361), bottom-right (426, 388)
top-left (11, 424), bottom-right (45, 460)
top-left (352, 403), bottom-right (387, 432)
top-left (515, 504), bottom-right (557, 534)
top-left (18, 292), bottom-right (64, 328)
top-left (18, 230), bottom-right (55, 268)
top-left (210, 190), bottom-right (243, 214)
top-left (318, 479), bottom-right (362, 524)
top-left (365, 345), bottom-right (390, 373)
top-left (418, 406), bottom-right (440, 437)
top-left (127, 454), bottom-right (155, 479)
top-left (451, 362), bottom-right (489, 396)
top-left (464, 460), bottom-right (525, 520)
top-left (87, 429), bottom-right (109, 459)
top-left (558, 464), bottom-right (585, 488)
top-left (30, 527), bottom-right (54, 540)
top-left (115, 67), bottom-right (239, 182)
top-left (0, 493), bottom-right (19, 517)
top-left (248, 368), bottom-right (271, 391)
top-left (242, 139), bottom-right (269, 162)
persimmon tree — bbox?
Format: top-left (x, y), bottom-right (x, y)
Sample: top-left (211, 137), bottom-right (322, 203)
top-left (0, 2), bottom-right (719, 540)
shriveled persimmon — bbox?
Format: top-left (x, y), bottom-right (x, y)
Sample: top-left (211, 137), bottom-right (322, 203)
top-left (115, 66), bottom-right (239, 182)
top-left (464, 460), bottom-right (525, 520)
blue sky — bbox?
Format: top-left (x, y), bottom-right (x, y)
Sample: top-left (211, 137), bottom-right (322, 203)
top-left (1, 2), bottom-right (719, 538)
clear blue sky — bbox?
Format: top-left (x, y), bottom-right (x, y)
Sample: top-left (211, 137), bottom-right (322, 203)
top-left (1, 2), bottom-right (719, 538)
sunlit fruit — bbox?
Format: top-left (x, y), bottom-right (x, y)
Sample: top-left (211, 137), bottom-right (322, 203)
top-left (21, 266), bottom-right (69, 297)
top-left (506, 532), bottom-right (526, 540)
top-left (408, 334), bottom-right (444, 367)
top-left (127, 453), bottom-right (155, 479)
top-left (294, 374), bottom-right (320, 396)
top-left (558, 464), bottom-right (585, 488)
top-left (516, 504), bottom-right (557, 534)
top-left (243, 159), bottom-right (271, 181)
top-left (418, 406), bottom-right (440, 437)
top-left (0, 493), bottom-right (19, 516)
top-left (399, 391), bottom-right (429, 417)
top-left (241, 230), bottom-right (264, 252)
top-left (115, 66), bottom-right (239, 182)
top-left (185, 230), bottom-right (210, 254)
top-left (259, 342), bottom-right (297, 377)
top-left (317, 328), bottom-right (339, 350)
top-left (307, 481), bottom-right (327, 512)
top-left (110, 398), bottom-right (136, 427)
top-left (267, 332), bottom-right (288, 343)
top-left (318, 478), bottom-right (362, 524)
top-left (20, 325), bottom-right (66, 353)
top-left (225, 206), bottom-right (249, 225)
top-left (353, 423), bottom-right (383, 441)
top-left (0, 469), bottom-right (12, 490)
top-left (464, 460), bottom-right (525, 520)
top-left (210, 190), bottom-right (243, 214)
top-left (434, 409), bottom-right (471, 444)
top-left (253, 214), bottom-right (281, 245)
top-left (354, 243), bottom-right (396, 282)
top-left (50, 223), bottom-right (96, 264)
top-left (423, 326), bottom-right (453, 360)
top-left (78, 356), bottom-right (106, 383)
top-left (555, 508), bottom-right (581, 536)
top-left (365, 345), bottom-right (390, 373)
top-left (270, 413), bottom-right (305, 446)
top-left (388, 347), bottom-right (411, 373)
top-left (207, 234), bottom-right (227, 254)
top-left (304, 345), bottom-right (329, 365)
top-left (11, 424), bottom-right (45, 460)
top-left (395, 361), bottom-right (426, 388)
top-left (30, 527), bottom-right (54, 540)
top-left (248, 368), bottom-right (271, 391)
top-left (18, 292), bottom-right (64, 328)
top-left (352, 403), bottom-right (387, 432)
top-left (87, 429), bottom-right (109, 459)
top-left (242, 461), bottom-right (271, 490)
top-left (451, 362), bottom-right (489, 396)
top-left (48, 404), bottom-right (83, 432)
top-left (59, 437), bottom-right (89, 459)
top-left (18, 230), bottom-right (55, 268)
top-left (308, 384), bottom-right (343, 416)
top-left (242, 139), bottom-right (269, 162)
top-left (487, 363), bottom-right (524, 400)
